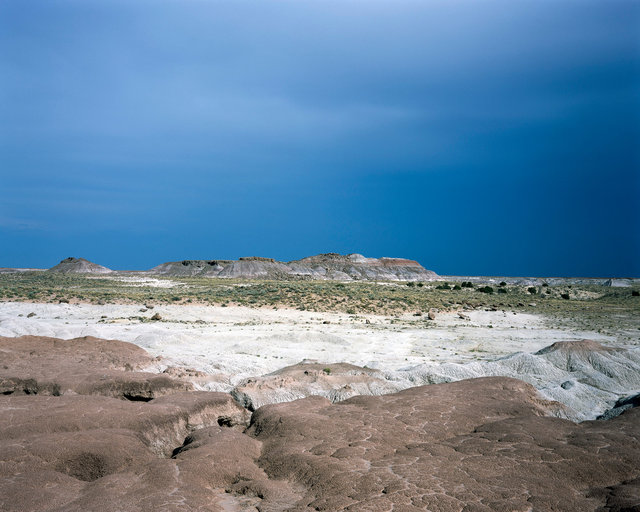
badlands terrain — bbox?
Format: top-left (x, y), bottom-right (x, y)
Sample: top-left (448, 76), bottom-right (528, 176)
top-left (0, 255), bottom-right (639, 511)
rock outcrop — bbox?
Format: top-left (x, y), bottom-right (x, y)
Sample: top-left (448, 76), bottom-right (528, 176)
top-left (445, 275), bottom-right (640, 287)
top-left (598, 392), bottom-right (640, 420)
top-left (228, 340), bottom-right (640, 421)
top-left (47, 257), bottom-right (112, 274)
top-left (149, 253), bottom-right (439, 281)
top-left (147, 259), bottom-right (233, 277)
top-left (398, 339), bottom-right (640, 421)
top-left (232, 362), bottom-right (403, 411)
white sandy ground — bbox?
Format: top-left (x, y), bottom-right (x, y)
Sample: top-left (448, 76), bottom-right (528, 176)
top-left (0, 301), bottom-right (628, 388)
top-left (84, 275), bottom-right (183, 288)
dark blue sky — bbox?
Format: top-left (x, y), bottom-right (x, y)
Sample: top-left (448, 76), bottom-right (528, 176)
top-left (1, 1), bottom-right (638, 276)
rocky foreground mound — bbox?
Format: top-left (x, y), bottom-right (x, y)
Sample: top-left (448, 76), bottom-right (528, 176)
top-left (399, 339), bottom-right (640, 421)
top-left (1, 336), bottom-right (639, 511)
top-left (231, 339), bottom-right (640, 421)
top-left (0, 335), bottom-right (193, 400)
top-left (150, 253), bottom-right (439, 281)
top-left (231, 361), bottom-right (398, 411)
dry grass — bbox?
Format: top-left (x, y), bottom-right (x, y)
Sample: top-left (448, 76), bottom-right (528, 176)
top-left (1, 272), bottom-right (638, 327)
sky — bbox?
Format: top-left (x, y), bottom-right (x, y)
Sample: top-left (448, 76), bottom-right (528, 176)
top-left (1, 0), bottom-right (638, 277)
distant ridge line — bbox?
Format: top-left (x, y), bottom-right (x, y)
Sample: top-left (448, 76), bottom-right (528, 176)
top-left (44, 253), bottom-right (439, 282)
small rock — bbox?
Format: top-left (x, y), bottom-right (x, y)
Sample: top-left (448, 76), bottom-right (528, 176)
top-left (27, 312), bottom-right (36, 318)
top-left (528, 303), bottom-right (537, 307)
top-left (151, 313), bottom-right (162, 321)
top-left (140, 308), bottom-right (147, 313)
top-left (561, 381), bottom-right (575, 390)
top-left (428, 311), bottom-right (437, 321)
top-left (458, 312), bottom-right (470, 320)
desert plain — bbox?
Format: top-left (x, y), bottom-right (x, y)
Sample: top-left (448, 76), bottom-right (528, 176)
top-left (0, 257), bottom-right (639, 511)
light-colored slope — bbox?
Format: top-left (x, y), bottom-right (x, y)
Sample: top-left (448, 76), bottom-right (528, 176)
top-left (2, 301), bottom-right (638, 419)
top-left (48, 257), bottom-right (112, 274)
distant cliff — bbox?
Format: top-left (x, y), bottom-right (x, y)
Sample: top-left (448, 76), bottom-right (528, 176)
top-left (149, 253), bottom-right (439, 281)
top-left (45, 253), bottom-right (439, 281)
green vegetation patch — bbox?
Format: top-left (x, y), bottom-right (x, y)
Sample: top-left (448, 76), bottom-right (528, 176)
top-left (0, 272), bottom-right (638, 325)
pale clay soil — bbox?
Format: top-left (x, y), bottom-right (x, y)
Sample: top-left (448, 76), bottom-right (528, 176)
top-left (0, 301), bottom-right (625, 391)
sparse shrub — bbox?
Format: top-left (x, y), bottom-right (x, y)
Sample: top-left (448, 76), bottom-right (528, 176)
top-left (478, 286), bottom-right (494, 294)
top-left (632, 290), bottom-right (639, 297)
top-left (406, 281), bottom-right (415, 287)
top-left (323, 367), bottom-right (331, 375)
top-left (417, 282), bottom-right (424, 287)
top-left (497, 288), bottom-right (507, 294)
top-left (436, 283), bottom-right (451, 290)
top-left (528, 287), bottom-right (537, 294)
top-left (453, 284), bottom-right (461, 290)
top-left (561, 293), bottom-right (570, 300)
top-left (461, 282), bottom-right (474, 288)
top-left (499, 281), bottom-right (507, 287)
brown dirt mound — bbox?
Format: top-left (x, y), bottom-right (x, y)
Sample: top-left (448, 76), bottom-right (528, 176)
top-left (1, 336), bottom-right (638, 511)
top-left (0, 335), bottom-right (191, 400)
